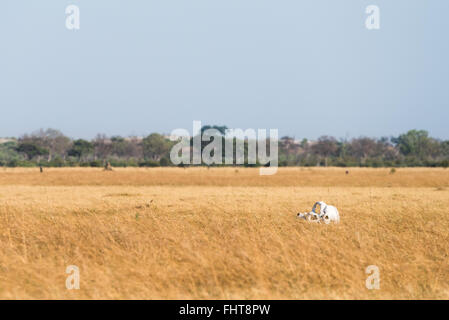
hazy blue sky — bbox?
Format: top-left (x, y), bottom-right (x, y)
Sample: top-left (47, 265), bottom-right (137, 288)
top-left (1, 1), bottom-right (448, 140)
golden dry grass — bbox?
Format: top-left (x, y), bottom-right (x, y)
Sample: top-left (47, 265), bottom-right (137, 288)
top-left (0, 167), bottom-right (448, 299)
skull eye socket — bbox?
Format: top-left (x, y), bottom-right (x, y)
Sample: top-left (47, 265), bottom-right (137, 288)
top-left (323, 215), bottom-right (331, 224)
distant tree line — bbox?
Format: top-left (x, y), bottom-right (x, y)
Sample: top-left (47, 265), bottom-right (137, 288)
top-left (0, 128), bottom-right (448, 168)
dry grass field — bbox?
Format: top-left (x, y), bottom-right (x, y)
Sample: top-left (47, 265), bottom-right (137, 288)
top-left (0, 167), bottom-right (448, 299)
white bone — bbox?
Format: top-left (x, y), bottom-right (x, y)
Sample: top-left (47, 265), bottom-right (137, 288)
top-left (297, 201), bottom-right (340, 224)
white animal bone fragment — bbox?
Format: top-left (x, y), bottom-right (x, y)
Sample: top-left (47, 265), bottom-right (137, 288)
top-left (297, 201), bottom-right (340, 224)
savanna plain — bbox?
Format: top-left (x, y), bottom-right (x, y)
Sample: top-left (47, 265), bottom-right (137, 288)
top-left (0, 167), bottom-right (448, 299)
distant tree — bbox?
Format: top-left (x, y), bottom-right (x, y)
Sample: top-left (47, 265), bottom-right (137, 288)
top-left (125, 136), bottom-right (144, 159)
top-left (68, 139), bottom-right (94, 161)
top-left (198, 126), bottom-right (227, 161)
top-left (392, 130), bottom-right (439, 159)
top-left (280, 136), bottom-right (300, 153)
top-left (348, 137), bottom-right (380, 164)
top-left (20, 128), bottom-right (72, 161)
top-left (441, 140), bottom-right (449, 157)
top-left (278, 136), bottom-right (303, 166)
top-left (109, 136), bottom-right (143, 160)
top-left (0, 141), bottom-right (18, 165)
top-left (142, 133), bottom-right (172, 161)
top-left (110, 136), bottom-right (127, 158)
top-left (93, 134), bottom-right (113, 160)
top-left (201, 125), bottom-right (228, 136)
top-left (300, 138), bottom-right (308, 148)
top-left (311, 136), bottom-right (339, 166)
top-left (16, 142), bottom-right (48, 161)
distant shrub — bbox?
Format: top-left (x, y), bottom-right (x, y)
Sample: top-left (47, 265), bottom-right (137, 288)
top-left (89, 160), bottom-right (103, 167)
top-left (138, 160), bottom-right (160, 167)
top-left (159, 157), bottom-right (170, 167)
top-left (40, 157), bottom-right (67, 167)
top-left (7, 159), bottom-right (35, 167)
